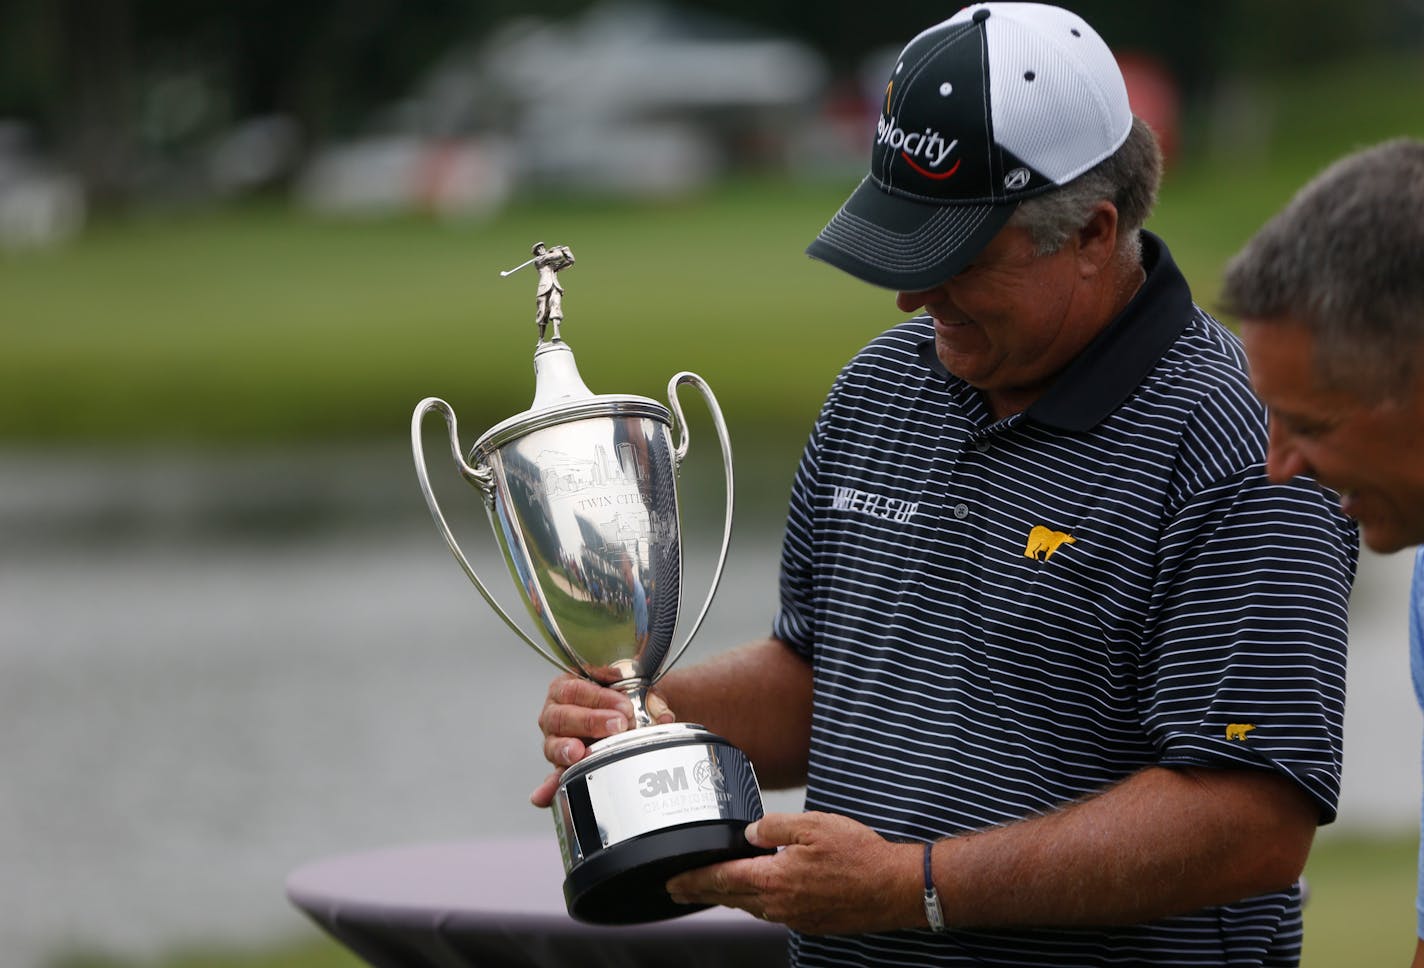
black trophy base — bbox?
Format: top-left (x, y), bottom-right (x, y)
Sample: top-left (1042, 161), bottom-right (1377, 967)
top-left (564, 819), bottom-right (773, 925)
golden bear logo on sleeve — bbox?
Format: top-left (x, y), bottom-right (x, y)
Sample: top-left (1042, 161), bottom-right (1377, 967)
top-left (1225, 723), bottom-right (1257, 741)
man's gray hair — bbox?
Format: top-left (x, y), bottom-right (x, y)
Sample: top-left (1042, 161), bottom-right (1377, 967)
top-left (1220, 138), bottom-right (1424, 397)
top-left (1009, 115), bottom-right (1163, 261)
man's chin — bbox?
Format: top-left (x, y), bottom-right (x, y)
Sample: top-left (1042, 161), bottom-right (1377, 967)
top-left (1359, 522), bottom-right (1416, 555)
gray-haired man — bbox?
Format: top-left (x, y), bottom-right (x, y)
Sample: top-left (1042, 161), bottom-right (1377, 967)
top-left (1222, 137), bottom-right (1424, 968)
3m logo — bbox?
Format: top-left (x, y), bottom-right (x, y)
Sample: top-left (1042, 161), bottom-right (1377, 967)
top-left (1226, 723), bottom-right (1256, 741)
top-left (1024, 525), bottom-right (1075, 562)
top-left (638, 767), bottom-right (689, 797)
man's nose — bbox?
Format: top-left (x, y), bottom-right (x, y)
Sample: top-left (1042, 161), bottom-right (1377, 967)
top-left (896, 288), bottom-right (940, 314)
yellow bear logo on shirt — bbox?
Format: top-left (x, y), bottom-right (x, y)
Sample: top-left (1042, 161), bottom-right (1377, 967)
top-left (1024, 525), bottom-right (1076, 562)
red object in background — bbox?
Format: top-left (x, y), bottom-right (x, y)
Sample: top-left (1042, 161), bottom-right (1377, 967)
top-left (1117, 51), bottom-right (1181, 166)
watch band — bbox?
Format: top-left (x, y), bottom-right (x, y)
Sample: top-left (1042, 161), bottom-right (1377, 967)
top-left (923, 840), bottom-right (946, 932)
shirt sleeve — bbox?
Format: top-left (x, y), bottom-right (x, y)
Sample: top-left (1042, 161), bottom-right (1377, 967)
top-left (772, 362), bottom-right (854, 658)
top-left (772, 409), bottom-right (825, 659)
top-left (1139, 466), bottom-right (1357, 823)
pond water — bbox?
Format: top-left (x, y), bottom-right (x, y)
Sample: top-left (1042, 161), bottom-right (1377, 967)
top-left (1, 448), bottom-right (1417, 967)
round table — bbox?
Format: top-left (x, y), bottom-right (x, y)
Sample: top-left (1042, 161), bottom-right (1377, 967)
top-left (286, 836), bottom-right (788, 968)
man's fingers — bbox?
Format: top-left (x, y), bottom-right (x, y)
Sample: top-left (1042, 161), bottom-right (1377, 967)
top-left (542, 735), bottom-right (588, 768)
top-left (538, 704), bottom-right (629, 745)
top-left (745, 811), bottom-right (808, 849)
top-left (647, 691), bottom-right (675, 724)
top-left (543, 676), bottom-right (675, 725)
top-left (548, 675), bottom-right (634, 715)
top-left (666, 856), bottom-right (768, 904)
top-left (530, 769), bottom-right (563, 808)
top-left (538, 676), bottom-right (633, 748)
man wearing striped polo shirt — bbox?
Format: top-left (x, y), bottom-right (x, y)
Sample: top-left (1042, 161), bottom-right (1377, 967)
top-left (534, 5), bottom-right (1358, 965)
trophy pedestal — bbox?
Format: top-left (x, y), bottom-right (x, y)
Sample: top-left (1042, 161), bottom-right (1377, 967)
top-left (564, 818), bottom-right (767, 924)
top-left (552, 723), bottom-right (771, 924)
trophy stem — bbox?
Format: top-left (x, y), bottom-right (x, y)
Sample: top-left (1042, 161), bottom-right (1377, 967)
top-left (612, 678), bottom-right (655, 729)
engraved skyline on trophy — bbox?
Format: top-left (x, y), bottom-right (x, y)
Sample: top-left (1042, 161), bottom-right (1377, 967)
top-left (410, 243), bottom-right (770, 924)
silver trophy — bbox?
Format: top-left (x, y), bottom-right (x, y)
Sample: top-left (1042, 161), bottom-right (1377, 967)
top-left (411, 243), bottom-right (769, 925)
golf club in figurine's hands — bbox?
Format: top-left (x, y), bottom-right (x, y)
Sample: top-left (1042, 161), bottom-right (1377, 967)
top-left (411, 243), bottom-right (770, 925)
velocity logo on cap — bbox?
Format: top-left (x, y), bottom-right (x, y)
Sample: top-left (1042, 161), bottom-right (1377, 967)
top-left (869, 17), bottom-right (1017, 206)
top-left (877, 82), bottom-right (962, 181)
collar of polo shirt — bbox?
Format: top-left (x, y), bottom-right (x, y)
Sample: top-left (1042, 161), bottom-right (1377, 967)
top-left (916, 231), bottom-right (1193, 433)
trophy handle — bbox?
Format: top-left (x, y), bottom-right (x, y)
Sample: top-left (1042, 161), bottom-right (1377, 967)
top-left (411, 396), bottom-right (573, 674)
top-left (659, 371), bottom-right (735, 680)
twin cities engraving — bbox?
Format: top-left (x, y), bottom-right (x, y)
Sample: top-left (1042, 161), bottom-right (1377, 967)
top-left (534, 443), bottom-right (677, 552)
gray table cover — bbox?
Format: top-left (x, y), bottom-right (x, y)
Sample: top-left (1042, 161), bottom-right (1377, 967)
top-left (286, 837), bottom-right (788, 968)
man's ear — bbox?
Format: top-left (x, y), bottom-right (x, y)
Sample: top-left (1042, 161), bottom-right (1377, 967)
top-left (1074, 201), bottom-right (1120, 278)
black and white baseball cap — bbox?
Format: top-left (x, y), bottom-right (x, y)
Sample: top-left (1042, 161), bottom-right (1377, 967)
top-left (806, 3), bottom-right (1132, 291)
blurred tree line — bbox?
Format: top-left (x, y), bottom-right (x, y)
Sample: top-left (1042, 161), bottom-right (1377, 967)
top-left (1, 0), bottom-right (1420, 207)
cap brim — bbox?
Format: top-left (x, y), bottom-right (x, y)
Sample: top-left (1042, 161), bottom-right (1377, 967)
top-left (805, 176), bottom-right (1016, 291)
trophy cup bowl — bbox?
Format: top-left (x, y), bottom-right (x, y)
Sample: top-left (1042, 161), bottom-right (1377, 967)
top-left (411, 248), bottom-right (769, 924)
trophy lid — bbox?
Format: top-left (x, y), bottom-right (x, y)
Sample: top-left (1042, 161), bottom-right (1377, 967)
top-left (530, 339), bottom-right (594, 410)
top-left (474, 340), bottom-right (668, 458)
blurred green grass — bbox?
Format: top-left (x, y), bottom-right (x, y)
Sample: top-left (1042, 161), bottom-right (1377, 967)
top-left (44, 832), bottom-right (1423, 968)
top-left (6, 53), bottom-right (1420, 460)
top-left (1301, 831), bottom-right (1421, 965)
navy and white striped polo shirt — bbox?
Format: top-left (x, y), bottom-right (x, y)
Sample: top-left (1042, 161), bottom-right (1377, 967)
top-left (773, 233), bottom-right (1358, 966)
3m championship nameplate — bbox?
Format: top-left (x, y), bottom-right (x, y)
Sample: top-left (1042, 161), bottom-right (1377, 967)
top-left (411, 243), bottom-right (769, 924)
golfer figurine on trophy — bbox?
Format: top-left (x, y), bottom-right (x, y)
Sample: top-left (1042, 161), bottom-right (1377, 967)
top-left (412, 243), bottom-right (770, 925)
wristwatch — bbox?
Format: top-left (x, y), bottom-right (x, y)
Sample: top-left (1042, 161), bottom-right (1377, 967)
top-left (923, 840), bottom-right (946, 932)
